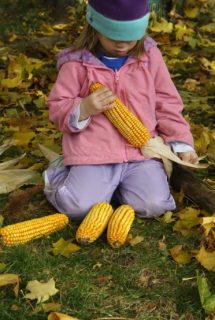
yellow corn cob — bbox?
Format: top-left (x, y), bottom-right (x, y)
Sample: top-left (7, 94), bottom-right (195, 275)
top-left (107, 204), bottom-right (135, 248)
top-left (76, 202), bottom-right (114, 244)
top-left (0, 213), bottom-right (69, 246)
top-left (90, 82), bottom-right (151, 148)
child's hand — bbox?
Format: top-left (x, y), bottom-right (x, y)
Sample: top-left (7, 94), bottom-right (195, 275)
top-left (177, 151), bottom-right (199, 164)
top-left (80, 87), bottom-right (116, 120)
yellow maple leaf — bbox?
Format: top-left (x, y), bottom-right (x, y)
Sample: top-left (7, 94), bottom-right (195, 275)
top-left (1, 75), bottom-right (22, 88)
top-left (162, 211), bottom-right (175, 224)
top-left (196, 246), bottom-right (215, 272)
top-left (13, 131), bottom-right (36, 146)
top-left (173, 207), bottom-right (202, 236)
top-left (24, 278), bottom-right (59, 303)
top-left (201, 217), bottom-right (215, 236)
top-left (0, 273), bottom-right (20, 296)
top-left (184, 6), bottom-right (200, 18)
top-left (175, 23), bottom-right (194, 40)
top-left (128, 235), bottom-right (144, 246)
top-left (200, 22), bottom-right (215, 33)
top-left (150, 18), bottom-right (173, 33)
top-left (170, 245), bottom-right (192, 265)
top-left (200, 57), bottom-right (215, 75)
top-left (52, 238), bottom-right (81, 258)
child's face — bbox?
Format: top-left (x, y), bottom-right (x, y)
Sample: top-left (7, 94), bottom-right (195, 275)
top-left (98, 33), bottom-right (137, 57)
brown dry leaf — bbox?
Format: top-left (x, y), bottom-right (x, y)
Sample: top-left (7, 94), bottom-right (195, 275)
top-left (158, 240), bottom-right (167, 251)
top-left (48, 312), bottom-right (79, 320)
top-left (170, 245), bottom-right (192, 265)
top-left (24, 278), bottom-right (59, 303)
top-left (3, 185), bottom-right (43, 219)
top-left (196, 246), bottom-right (215, 272)
top-left (128, 235), bottom-right (144, 246)
top-left (95, 275), bottom-right (113, 288)
top-left (52, 238), bottom-right (81, 258)
top-left (0, 273), bottom-right (20, 296)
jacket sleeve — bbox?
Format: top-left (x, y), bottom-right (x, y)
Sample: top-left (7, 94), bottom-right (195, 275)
top-left (47, 61), bottom-right (91, 133)
top-left (148, 46), bottom-right (194, 146)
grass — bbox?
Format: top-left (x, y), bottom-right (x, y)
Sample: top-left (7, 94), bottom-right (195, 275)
top-left (0, 198), bottom-right (213, 320)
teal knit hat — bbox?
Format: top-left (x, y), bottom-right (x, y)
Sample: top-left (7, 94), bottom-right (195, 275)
top-left (86, 0), bottom-right (150, 41)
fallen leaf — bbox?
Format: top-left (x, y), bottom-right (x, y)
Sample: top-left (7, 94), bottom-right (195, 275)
top-left (196, 246), bottom-right (215, 272)
top-left (184, 6), bottom-right (200, 18)
top-left (170, 245), bottom-right (192, 265)
top-left (128, 235), bottom-right (144, 246)
top-left (175, 23), bottom-right (194, 40)
top-left (150, 18), bottom-right (173, 33)
top-left (10, 304), bottom-right (20, 311)
top-left (24, 278), bottom-right (59, 303)
top-left (0, 273), bottom-right (20, 296)
top-left (173, 207), bottom-right (202, 236)
top-left (13, 131), bottom-right (36, 146)
top-left (158, 240), bottom-right (167, 251)
top-left (1, 75), bottom-right (22, 88)
top-left (162, 211), bottom-right (175, 223)
top-left (197, 272), bottom-right (215, 314)
top-left (52, 238), bottom-right (81, 258)
top-left (48, 312), bottom-right (79, 320)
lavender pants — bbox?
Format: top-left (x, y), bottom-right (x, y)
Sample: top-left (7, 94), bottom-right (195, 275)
top-left (44, 160), bottom-right (176, 220)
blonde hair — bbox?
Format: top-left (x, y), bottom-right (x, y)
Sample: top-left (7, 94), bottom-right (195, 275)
top-left (71, 22), bottom-right (145, 58)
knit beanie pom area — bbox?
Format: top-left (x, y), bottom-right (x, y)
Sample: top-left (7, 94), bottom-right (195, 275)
top-left (86, 0), bottom-right (150, 41)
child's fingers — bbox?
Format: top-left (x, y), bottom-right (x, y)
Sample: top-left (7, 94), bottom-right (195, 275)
top-left (92, 87), bottom-right (113, 100)
top-left (91, 89), bottom-right (116, 108)
top-left (178, 152), bottom-right (199, 164)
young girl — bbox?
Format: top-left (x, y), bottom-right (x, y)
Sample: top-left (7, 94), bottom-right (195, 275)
top-left (44, 0), bottom-right (198, 220)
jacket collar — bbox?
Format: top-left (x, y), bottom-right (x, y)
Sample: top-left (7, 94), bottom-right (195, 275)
top-left (56, 36), bottom-right (156, 70)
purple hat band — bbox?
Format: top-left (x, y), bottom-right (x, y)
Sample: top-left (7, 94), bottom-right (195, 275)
top-left (88, 0), bottom-right (149, 21)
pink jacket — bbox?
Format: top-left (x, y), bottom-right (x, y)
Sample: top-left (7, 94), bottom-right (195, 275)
top-left (47, 37), bottom-right (194, 165)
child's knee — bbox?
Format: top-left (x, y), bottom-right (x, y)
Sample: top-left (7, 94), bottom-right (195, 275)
top-left (124, 196), bottom-right (175, 218)
top-left (57, 191), bottom-right (96, 220)
top-left (130, 197), bottom-right (176, 219)
top-left (45, 186), bottom-right (94, 220)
